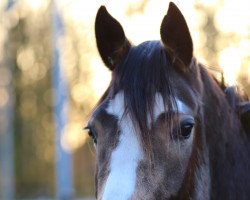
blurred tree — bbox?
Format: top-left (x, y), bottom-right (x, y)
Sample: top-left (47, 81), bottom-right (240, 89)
top-left (194, 1), bottom-right (250, 95)
top-left (2, 0), bottom-right (98, 197)
top-left (62, 14), bottom-right (97, 198)
top-left (238, 60), bottom-right (250, 97)
top-left (194, 2), bottom-right (221, 79)
top-left (0, 1), bottom-right (15, 199)
top-left (52, 0), bottom-right (74, 199)
top-left (6, 2), bottom-right (55, 198)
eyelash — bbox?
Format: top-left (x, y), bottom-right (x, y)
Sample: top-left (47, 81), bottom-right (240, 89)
top-left (85, 127), bottom-right (97, 144)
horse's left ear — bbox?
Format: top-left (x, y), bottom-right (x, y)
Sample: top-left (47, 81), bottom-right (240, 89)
top-left (160, 2), bottom-right (193, 67)
top-left (95, 6), bottom-right (131, 70)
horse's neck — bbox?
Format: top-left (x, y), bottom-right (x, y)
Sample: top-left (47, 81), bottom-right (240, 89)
top-left (200, 66), bottom-right (250, 199)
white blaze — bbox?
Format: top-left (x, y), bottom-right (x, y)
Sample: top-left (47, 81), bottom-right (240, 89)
top-left (102, 93), bottom-right (143, 200)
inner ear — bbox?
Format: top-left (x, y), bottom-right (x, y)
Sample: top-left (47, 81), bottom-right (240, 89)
top-left (95, 6), bottom-right (131, 70)
top-left (160, 2), bottom-right (193, 67)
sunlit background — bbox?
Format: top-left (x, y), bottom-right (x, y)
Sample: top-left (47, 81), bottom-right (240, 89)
top-left (0, 0), bottom-right (250, 199)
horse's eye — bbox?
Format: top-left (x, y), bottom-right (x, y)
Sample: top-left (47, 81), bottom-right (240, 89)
top-left (180, 121), bottom-right (194, 139)
top-left (85, 127), bottom-right (97, 144)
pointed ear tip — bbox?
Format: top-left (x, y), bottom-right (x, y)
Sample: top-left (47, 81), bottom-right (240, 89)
top-left (96, 6), bottom-right (109, 25)
top-left (168, 2), bottom-right (179, 11)
top-left (97, 5), bottom-right (108, 15)
top-left (169, 1), bottom-right (176, 6)
top-left (169, 2), bottom-right (175, 6)
top-left (99, 5), bottom-right (106, 11)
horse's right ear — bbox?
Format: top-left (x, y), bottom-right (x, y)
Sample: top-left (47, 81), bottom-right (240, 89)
top-left (95, 6), bottom-right (131, 70)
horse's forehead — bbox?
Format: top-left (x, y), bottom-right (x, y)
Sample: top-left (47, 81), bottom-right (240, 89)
top-left (100, 92), bottom-right (144, 199)
top-left (87, 93), bottom-right (124, 128)
top-left (101, 92), bottom-right (193, 121)
top-left (154, 93), bottom-right (193, 117)
top-left (106, 93), bottom-right (125, 118)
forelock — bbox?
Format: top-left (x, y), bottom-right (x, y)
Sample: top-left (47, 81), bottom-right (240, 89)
top-left (109, 41), bottom-right (177, 154)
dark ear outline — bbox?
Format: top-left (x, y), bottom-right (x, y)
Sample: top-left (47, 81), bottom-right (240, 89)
top-left (95, 6), bottom-right (131, 70)
top-left (160, 2), bottom-right (193, 67)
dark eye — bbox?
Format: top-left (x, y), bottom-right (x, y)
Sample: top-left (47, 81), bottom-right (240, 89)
top-left (180, 121), bottom-right (194, 139)
top-left (85, 127), bottom-right (97, 144)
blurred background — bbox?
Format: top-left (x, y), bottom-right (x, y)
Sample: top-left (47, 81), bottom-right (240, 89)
top-left (0, 0), bottom-right (249, 199)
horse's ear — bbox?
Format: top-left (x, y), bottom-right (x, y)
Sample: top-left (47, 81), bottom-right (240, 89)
top-left (160, 2), bottom-right (193, 67)
top-left (95, 6), bottom-right (131, 70)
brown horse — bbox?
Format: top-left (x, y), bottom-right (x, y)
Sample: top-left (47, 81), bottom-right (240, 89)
top-left (86, 2), bottom-right (250, 199)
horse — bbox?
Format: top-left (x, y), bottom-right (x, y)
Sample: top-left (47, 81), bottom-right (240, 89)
top-left (85, 2), bottom-right (250, 199)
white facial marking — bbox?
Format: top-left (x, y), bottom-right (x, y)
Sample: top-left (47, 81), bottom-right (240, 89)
top-left (102, 93), bottom-right (143, 200)
top-left (153, 93), bottom-right (192, 120)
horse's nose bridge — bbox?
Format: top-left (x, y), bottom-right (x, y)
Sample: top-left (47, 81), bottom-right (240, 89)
top-left (100, 117), bottom-right (144, 200)
top-left (96, 92), bottom-right (144, 199)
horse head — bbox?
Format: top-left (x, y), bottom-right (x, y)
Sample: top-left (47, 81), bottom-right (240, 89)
top-left (86, 2), bottom-right (250, 199)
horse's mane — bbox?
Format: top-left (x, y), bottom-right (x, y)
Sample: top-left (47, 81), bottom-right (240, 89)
top-left (212, 75), bottom-right (250, 136)
top-left (199, 66), bottom-right (250, 199)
